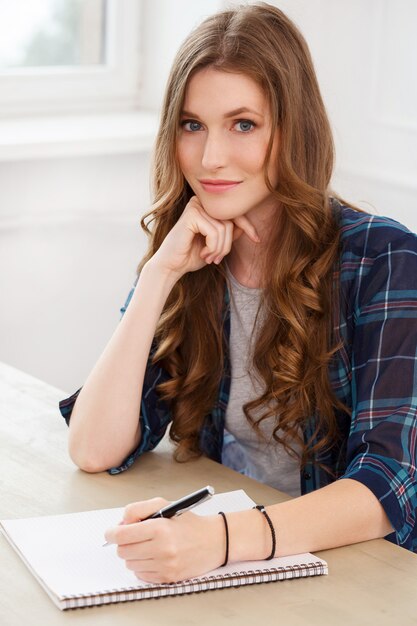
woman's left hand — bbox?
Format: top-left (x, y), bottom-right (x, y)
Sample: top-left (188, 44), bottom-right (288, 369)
top-left (104, 497), bottom-right (225, 583)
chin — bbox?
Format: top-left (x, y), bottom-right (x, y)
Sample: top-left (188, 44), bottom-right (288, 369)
top-left (201, 200), bottom-right (246, 221)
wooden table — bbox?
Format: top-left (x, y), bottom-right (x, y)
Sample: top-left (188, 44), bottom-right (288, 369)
top-left (1, 362), bottom-right (417, 625)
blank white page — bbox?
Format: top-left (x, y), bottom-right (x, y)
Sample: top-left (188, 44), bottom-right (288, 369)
top-left (0, 490), bottom-right (257, 596)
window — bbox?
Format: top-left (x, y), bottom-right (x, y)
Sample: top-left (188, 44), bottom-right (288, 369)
top-left (0, 0), bottom-right (106, 69)
top-left (0, 0), bottom-right (142, 115)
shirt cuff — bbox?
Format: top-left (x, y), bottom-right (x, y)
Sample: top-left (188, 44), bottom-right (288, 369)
top-left (59, 389), bottom-right (82, 426)
top-left (342, 454), bottom-right (417, 550)
top-left (107, 413), bottom-right (162, 474)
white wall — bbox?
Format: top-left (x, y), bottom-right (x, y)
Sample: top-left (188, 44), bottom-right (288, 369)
top-left (0, 153), bottom-right (151, 392)
top-left (260, 0), bottom-right (417, 223)
top-left (1, 0), bottom-right (416, 393)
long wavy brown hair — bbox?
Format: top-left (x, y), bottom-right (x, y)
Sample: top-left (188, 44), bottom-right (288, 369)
top-left (139, 3), bottom-right (351, 468)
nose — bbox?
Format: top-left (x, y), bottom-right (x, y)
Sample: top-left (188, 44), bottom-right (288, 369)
top-left (201, 131), bottom-right (227, 171)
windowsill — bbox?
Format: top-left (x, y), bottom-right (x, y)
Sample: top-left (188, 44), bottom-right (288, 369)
top-left (0, 110), bottom-right (159, 162)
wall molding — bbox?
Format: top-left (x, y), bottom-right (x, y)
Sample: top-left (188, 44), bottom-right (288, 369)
top-left (0, 211), bottom-right (143, 231)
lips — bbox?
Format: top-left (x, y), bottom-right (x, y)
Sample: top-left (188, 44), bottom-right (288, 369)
top-left (199, 179), bottom-right (242, 193)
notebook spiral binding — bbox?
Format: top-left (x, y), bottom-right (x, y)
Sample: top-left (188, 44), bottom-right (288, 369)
top-left (61, 561), bottom-right (327, 610)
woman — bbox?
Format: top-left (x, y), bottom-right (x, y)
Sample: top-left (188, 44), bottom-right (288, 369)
top-left (60, 3), bottom-right (417, 582)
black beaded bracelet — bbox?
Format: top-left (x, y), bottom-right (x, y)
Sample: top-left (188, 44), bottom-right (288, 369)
top-left (218, 511), bottom-right (229, 567)
top-left (253, 505), bottom-right (276, 560)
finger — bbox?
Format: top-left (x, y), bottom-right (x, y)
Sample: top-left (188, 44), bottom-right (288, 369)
top-left (123, 498), bottom-right (169, 524)
top-left (195, 208), bottom-right (228, 257)
top-left (188, 214), bottom-right (223, 261)
top-left (215, 222), bottom-right (227, 259)
top-left (125, 559), bottom-right (156, 575)
top-left (189, 201), bottom-right (230, 262)
top-left (233, 215), bottom-right (261, 243)
top-left (130, 560), bottom-right (181, 585)
top-left (104, 520), bottom-right (155, 546)
top-left (104, 496), bottom-right (169, 546)
top-left (221, 221), bottom-right (234, 261)
top-left (212, 221), bottom-right (233, 264)
top-left (117, 538), bottom-right (156, 561)
top-left (206, 222), bottom-right (226, 263)
top-left (232, 226), bottom-right (244, 242)
top-left (134, 569), bottom-right (180, 584)
top-left (134, 570), bottom-right (165, 583)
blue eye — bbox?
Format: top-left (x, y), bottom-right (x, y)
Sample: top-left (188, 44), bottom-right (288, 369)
top-left (182, 120), bottom-right (202, 132)
top-left (235, 120), bottom-right (255, 132)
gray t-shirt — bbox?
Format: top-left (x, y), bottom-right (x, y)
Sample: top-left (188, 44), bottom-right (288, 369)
top-left (222, 267), bottom-right (301, 498)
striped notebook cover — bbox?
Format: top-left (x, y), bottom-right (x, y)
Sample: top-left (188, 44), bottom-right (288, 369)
top-left (0, 490), bottom-right (327, 610)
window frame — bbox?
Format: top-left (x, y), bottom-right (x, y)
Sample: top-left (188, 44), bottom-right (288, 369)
top-left (0, 0), bottom-right (142, 116)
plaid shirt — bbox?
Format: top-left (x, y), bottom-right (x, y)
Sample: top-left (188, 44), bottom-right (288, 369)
top-left (60, 201), bottom-right (417, 552)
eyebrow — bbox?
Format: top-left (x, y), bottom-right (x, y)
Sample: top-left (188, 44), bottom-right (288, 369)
top-left (181, 107), bottom-right (264, 119)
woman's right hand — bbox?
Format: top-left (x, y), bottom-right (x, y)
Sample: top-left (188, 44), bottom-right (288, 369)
top-left (149, 196), bottom-right (260, 280)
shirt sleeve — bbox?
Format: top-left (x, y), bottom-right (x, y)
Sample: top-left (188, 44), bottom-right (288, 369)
top-left (58, 282), bottom-right (173, 474)
top-left (342, 227), bottom-right (417, 551)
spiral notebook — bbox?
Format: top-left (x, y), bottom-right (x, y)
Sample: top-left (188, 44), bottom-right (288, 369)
top-left (0, 490), bottom-right (327, 610)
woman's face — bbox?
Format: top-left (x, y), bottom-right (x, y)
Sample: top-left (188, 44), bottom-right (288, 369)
top-left (177, 67), bottom-right (280, 223)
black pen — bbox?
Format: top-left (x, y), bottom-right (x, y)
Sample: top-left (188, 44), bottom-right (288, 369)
top-left (103, 485), bottom-right (215, 546)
